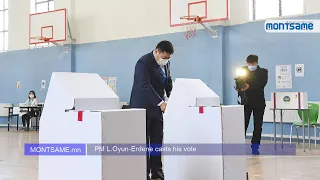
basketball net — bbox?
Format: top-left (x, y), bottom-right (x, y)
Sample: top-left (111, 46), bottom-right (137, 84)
top-left (30, 36), bottom-right (69, 53)
top-left (180, 16), bottom-right (200, 40)
top-left (180, 15), bottom-right (219, 40)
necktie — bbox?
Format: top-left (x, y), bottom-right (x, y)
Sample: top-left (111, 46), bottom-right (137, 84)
top-left (158, 66), bottom-right (167, 100)
top-left (158, 66), bottom-right (167, 85)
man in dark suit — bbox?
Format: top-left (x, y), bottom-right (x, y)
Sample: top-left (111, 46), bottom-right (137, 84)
top-left (237, 54), bottom-right (268, 155)
top-left (130, 41), bottom-right (174, 180)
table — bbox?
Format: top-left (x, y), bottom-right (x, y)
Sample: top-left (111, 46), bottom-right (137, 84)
top-left (270, 108), bottom-right (311, 152)
top-left (4, 106), bottom-right (43, 131)
top-left (4, 107), bottom-right (19, 131)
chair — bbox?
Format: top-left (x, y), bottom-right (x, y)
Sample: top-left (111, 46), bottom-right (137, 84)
top-left (30, 104), bottom-right (43, 131)
top-left (290, 103), bottom-right (319, 148)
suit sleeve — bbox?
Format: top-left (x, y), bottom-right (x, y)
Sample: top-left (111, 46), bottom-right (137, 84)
top-left (135, 60), bottom-right (163, 106)
top-left (165, 77), bottom-right (173, 98)
top-left (249, 69), bottom-right (268, 90)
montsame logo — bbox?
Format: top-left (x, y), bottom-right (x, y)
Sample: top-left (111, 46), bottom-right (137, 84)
top-left (265, 20), bottom-right (320, 33)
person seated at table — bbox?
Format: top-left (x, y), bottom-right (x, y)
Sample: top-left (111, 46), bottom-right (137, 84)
top-left (21, 90), bottom-right (38, 131)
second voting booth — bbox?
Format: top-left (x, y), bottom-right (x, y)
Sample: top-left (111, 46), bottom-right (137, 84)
top-left (38, 72), bottom-right (146, 180)
top-left (271, 92), bottom-right (308, 109)
top-left (163, 78), bottom-right (247, 180)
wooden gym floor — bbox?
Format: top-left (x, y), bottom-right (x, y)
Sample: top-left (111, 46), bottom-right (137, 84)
top-left (0, 128), bottom-right (320, 180)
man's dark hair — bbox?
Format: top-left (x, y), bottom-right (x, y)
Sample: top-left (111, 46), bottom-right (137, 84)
top-left (156, 40), bottom-right (174, 54)
top-left (246, 54), bottom-right (258, 63)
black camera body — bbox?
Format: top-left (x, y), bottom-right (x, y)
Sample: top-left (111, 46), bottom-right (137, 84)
top-left (235, 77), bottom-right (246, 90)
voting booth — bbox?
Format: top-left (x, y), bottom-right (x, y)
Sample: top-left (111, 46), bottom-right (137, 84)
top-left (163, 78), bottom-right (246, 180)
top-left (271, 92), bottom-right (308, 109)
top-left (38, 72), bottom-right (146, 180)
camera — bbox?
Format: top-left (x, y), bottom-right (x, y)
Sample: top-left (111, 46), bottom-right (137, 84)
top-left (235, 77), bottom-right (246, 90)
top-left (234, 68), bottom-right (247, 90)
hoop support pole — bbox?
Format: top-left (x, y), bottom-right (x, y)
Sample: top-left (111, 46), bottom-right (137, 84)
top-left (67, 18), bottom-right (76, 43)
top-left (199, 22), bottom-right (218, 38)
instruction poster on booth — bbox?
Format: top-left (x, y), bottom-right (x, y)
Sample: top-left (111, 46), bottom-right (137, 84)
top-left (102, 77), bottom-right (108, 84)
top-left (107, 77), bottom-right (117, 93)
top-left (275, 64), bottom-right (292, 89)
top-left (102, 77), bottom-right (117, 93)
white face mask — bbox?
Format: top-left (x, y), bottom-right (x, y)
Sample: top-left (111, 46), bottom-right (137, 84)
top-left (29, 95), bottom-right (34, 99)
top-left (157, 58), bottom-right (169, 66)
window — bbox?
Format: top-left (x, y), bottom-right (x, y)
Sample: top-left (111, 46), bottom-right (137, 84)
top-left (249, 0), bottom-right (304, 21)
top-left (30, 0), bottom-right (54, 14)
top-left (0, 0), bottom-right (8, 52)
top-left (30, 0), bottom-right (54, 48)
top-left (255, 0), bottom-right (279, 20)
top-left (281, 0), bottom-right (304, 17)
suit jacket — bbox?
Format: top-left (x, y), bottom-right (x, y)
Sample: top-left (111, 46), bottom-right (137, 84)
top-left (238, 66), bottom-right (268, 107)
top-left (130, 51), bottom-right (173, 120)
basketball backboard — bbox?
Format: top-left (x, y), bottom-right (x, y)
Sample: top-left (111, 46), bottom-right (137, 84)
top-left (29, 8), bottom-right (67, 44)
top-left (170, 0), bottom-right (229, 27)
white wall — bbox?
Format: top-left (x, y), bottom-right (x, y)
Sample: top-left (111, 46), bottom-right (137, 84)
top-left (226, 0), bottom-right (248, 25)
top-left (305, 0), bottom-right (320, 14)
top-left (6, 0), bottom-right (320, 51)
top-left (72, 0), bottom-right (183, 44)
top-left (8, 0), bottom-right (29, 51)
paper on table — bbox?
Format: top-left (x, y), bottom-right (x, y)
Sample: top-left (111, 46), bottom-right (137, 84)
top-left (13, 107), bottom-right (20, 115)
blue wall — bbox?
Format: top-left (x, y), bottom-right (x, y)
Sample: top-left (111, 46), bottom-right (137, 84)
top-left (224, 14), bottom-right (320, 105)
top-left (1, 14), bottom-right (319, 138)
top-left (75, 27), bottom-right (224, 102)
top-left (224, 14), bottom-right (320, 137)
top-left (0, 45), bottom-right (73, 124)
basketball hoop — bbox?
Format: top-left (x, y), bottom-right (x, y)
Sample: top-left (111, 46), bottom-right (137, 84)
top-left (180, 15), bottom-right (201, 40)
top-left (180, 15), bottom-right (219, 40)
top-left (30, 36), bottom-right (51, 42)
top-left (30, 36), bottom-right (69, 53)
top-left (30, 36), bottom-right (50, 42)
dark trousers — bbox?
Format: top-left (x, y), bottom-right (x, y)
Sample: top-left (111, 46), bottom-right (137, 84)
top-left (21, 111), bottom-right (34, 128)
top-left (244, 105), bottom-right (265, 145)
top-left (146, 117), bottom-right (163, 176)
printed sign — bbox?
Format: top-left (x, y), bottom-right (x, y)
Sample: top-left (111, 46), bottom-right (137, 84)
top-left (276, 65), bottom-right (292, 89)
top-left (17, 81), bottom-right (21, 89)
top-left (41, 80), bottom-right (46, 89)
top-left (295, 64), bottom-right (304, 77)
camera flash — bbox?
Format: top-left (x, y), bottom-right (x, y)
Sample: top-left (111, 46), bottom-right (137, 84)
top-left (236, 68), bottom-right (246, 77)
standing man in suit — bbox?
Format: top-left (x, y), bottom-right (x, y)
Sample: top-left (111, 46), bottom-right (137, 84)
top-left (130, 41), bottom-right (174, 180)
top-left (237, 54), bottom-right (268, 155)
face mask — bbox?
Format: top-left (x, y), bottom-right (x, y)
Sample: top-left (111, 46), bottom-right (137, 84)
top-left (248, 65), bottom-right (257, 71)
top-left (29, 95), bottom-right (34, 99)
top-left (157, 58), bottom-right (169, 66)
